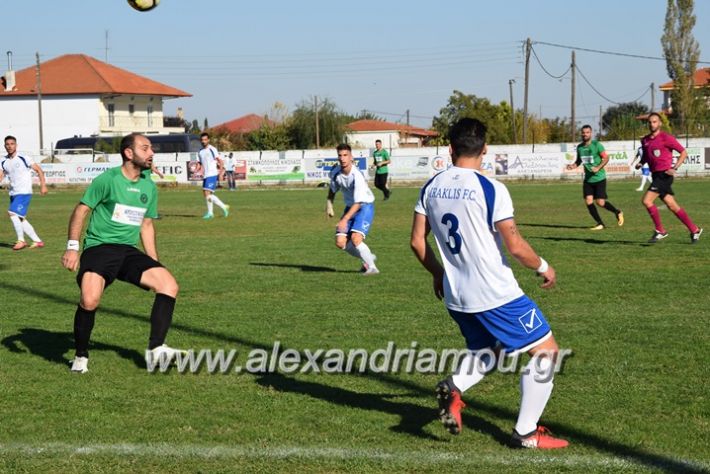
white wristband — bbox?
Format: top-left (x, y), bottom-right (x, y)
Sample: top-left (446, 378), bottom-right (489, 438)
top-left (536, 258), bottom-right (549, 274)
top-left (67, 240), bottom-right (80, 251)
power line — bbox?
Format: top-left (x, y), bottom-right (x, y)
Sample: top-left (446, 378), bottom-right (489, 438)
top-left (533, 40), bottom-right (710, 65)
top-left (575, 64), bottom-right (649, 105)
top-left (530, 45), bottom-right (571, 79)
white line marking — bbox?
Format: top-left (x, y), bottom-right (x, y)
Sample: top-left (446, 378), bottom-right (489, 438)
top-left (0, 443), bottom-right (707, 470)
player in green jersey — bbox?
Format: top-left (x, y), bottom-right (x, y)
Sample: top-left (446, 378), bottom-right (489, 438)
top-left (61, 133), bottom-right (183, 373)
top-left (566, 125), bottom-right (624, 230)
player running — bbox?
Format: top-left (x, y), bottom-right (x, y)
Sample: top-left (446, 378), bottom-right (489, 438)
top-left (326, 144), bottom-right (379, 275)
top-left (411, 118), bottom-right (568, 449)
top-left (566, 125), bottom-right (623, 230)
top-left (638, 112), bottom-right (702, 243)
top-left (61, 133), bottom-right (184, 373)
top-left (196, 132), bottom-right (229, 219)
top-left (0, 135), bottom-right (47, 250)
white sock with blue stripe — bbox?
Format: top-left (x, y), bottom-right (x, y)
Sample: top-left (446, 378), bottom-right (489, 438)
top-left (452, 350), bottom-right (490, 392)
top-left (21, 219), bottom-right (40, 242)
top-left (10, 214), bottom-right (24, 241)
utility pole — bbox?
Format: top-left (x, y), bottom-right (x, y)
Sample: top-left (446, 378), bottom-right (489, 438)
top-left (405, 109), bottom-right (410, 146)
top-left (105, 30), bottom-right (110, 63)
top-left (509, 79), bottom-right (517, 143)
top-left (314, 95), bottom-right (320, 148)
top-left (522, 38), bottom-right (531, 143)
top-left (650, 82), bottom-right (655, 111)
top-left (570, 50), bottom-right (576, 141)
top-left (35, 52), bottom-right (44, 154)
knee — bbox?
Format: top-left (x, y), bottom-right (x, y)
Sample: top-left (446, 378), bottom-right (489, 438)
top-left (157, 277), bottom-right (179, 298)
top-left (79, 295), bottom-right (101, 311)
top-left (350, 234), bottom-right (363, 246)
top-left (596, 199), bottom-right (605, 206)
top-left (335, 240), bottom-right (346, 250)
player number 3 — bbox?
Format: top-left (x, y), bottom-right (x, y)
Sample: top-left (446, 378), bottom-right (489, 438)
top-left (441, 213), bottom-right (462, 254)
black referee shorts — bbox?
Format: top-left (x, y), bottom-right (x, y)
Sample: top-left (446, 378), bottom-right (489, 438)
top-left (582, 179), bottom-right (607, 199)
top-left (76, 244), bottom-right (164, 290)
top-left (648, 171), bottom-right (674, 198)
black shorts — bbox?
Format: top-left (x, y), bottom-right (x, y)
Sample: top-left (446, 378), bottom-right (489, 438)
top-left (374, 172), bottom-right (389, 190)
top-left (76, 244), bottom-right (164, 289)
top-left (648, 171), bottom-right (674, 197)
top-left (582, 179), bottom-right (607, 199)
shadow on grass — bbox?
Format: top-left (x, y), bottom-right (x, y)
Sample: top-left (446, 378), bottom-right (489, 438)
top-left (517, 222), bottom-right (591, 230)
top-left (0, 242), bottom-right (15, 248)
top-left (0, 281), bottom-right (705, 472)
top-left (0, 327), bottom-right (144, 368)
top-left (250, 262), bottom-right (344, 273)
top-left (531, 235), bottom-right (652, 247)
top-left (158, 213), bottom-right (199, 218)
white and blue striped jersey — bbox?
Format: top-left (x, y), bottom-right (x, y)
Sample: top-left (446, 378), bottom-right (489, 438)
top-left (198, 145), bottom-right (221, 178)
top-left (329, 165), bottom-right (375, 207)
top-left (1, 154), bottom-right (35, 195)
top-left (415, 167), bottom-right (523, 312)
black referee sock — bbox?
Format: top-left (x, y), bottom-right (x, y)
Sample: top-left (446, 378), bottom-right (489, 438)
top-left (603, 201), bottom-right (620, 214)
top-left (148, 293), bottom-right (176, 350)
top-left (586, 204), bottom-right (604, 226)
top-left (74, 305), bottom-right (96, 358)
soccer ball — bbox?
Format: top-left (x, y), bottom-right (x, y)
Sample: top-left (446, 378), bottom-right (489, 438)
top-left (127, 0), bottom-right (160, 12)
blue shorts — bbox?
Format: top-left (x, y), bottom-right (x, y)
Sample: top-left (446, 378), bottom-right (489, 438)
top-left (642, 168), bottom-right (651, 176)
top-left (336, 203), bottom-right (375, 237)
top-left (9, 194), bottom-right (32, 217)
top-left (203, 176), bottom-right (218, 192)
top-left (448, 295), bottom-right (552, 353)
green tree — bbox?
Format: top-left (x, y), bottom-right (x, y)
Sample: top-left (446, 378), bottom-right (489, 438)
top-left (287, 97), bottom-right (348, 149)
top-left (246, 122), bottom-right (291, 151)
top-left (662, 0), bottom-right (702, 133)
top-left (601, 102), bottom-right (650, 139)
top-left (203, 117), bottom-right (209, 130)
top-left (190, 119), bottom-right (200, 134)
top-left (431, 90), bottom-right (512, 145)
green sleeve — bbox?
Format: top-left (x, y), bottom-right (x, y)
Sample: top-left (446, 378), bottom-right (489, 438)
top-left (596, 141), bottom-right (605, 154)
top-left (383, 149), bottom-right (390, 160)
top-left (80, 173), bottom-right (110, 209)
top-left (146, 185), bottom-right (158, 219)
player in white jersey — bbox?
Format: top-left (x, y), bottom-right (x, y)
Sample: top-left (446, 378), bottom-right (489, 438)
top-left (326, 144), bottom-right (379, 275)
top-left (410, 118), bottom-right (568, 449)
top-left (0, 136), bottom-right (47, 250)
top-left (196, 132), bottom-right (229, 219)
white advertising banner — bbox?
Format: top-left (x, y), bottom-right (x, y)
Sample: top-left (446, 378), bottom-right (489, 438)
top-left (504, 153), bottom-right (565, 177)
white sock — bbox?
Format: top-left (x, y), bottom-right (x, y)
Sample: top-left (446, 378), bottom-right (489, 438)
top-left (355, 242), bottom-right (376, 268)
top-left (21, 219), bottom-right (41, 242)
top-left (10, 214), bottom-right (24, 241)
top-left (206, 197), bottom-right (214, 214)
top-left (515, 356), bottom-right (554, 435)
top-left (344, 241), bottom-right (361, 259)
top-left (451, 350), bottom-right (491, 392)
top-left (210, 194), bottom-right (227, 211)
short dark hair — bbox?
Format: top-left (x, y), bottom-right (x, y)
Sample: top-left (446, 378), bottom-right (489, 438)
top-left (200, 132), bottom-right (210, 139)
top-left (336, 143), bottom-right (352, 152)
top-left (581, 124), bottom-right (592, 131)
top-left (4, 135), bottom-right (16, 143)
top-left (120, 133), bottom-right (143, 161)
top-left (375, 139), bottom-right (382, 144)
top-left (648, 112), bottom-right (662, 121)
top-left (448, 118), bottom-right (487, 159)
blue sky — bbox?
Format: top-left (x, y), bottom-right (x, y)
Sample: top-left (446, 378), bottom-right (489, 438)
top-left (5, 0), bottom-right (710, 128)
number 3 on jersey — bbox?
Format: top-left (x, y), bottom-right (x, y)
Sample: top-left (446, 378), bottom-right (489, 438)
top-left (441, 213), bottom-right (462, 254)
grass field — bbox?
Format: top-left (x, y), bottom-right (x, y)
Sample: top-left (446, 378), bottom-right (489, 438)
top-left (0, 179), bottom-right (708, 473)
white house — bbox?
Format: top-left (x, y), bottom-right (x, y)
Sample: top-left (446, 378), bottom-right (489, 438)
top-left (345, 119), bottom-right (438, 149)
top-left (0, 54), bottom-right (191, 154)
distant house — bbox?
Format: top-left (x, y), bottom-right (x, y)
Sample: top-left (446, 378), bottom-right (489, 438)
top-left (659, 67), bottom-right (710, 114)
top-left (0, 54), bottom-right (191, 154)
top-left (345, 119), bottom-right (438, 149)
top-left (211, 114), bottom-right (274, 134)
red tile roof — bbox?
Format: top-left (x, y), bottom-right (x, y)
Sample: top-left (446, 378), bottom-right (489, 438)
top-left (659, 68), bottom-right (710, 90)
top-left (0, 54), bottom-right (191, 97)
top-left (211, 114), bottom-right (273, 134)
top-left (346, 119), bottom-right (438, 137)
